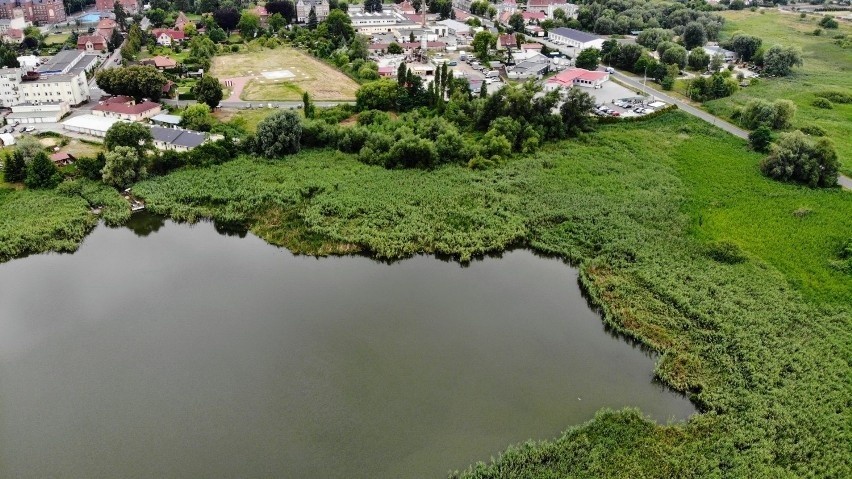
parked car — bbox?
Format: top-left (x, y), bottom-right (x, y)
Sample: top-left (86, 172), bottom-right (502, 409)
top-left (605, 67), bottom-right (615, 74)
top-left (448, 61), bottom-right (457, 66)
top-left (23, 126), bottom-right (35, 132)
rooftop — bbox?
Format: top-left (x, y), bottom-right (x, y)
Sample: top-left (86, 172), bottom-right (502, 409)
top-left (63, 114), bottom-right (126, 132)
top-left (550, 27), bottom-right (601, 43)
top-left (151, 113), bottom-right (182, 125)
top-left (547, 67), bottom-right (608, 85)
top-left (38, 50), bottom-right (84, 74)
top-left (150, 126), bottom-right (206, 148)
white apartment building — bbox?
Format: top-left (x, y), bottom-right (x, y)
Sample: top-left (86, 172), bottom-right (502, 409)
top-left (0, 67), bottom-right (21, 107)
top-left (0, 51), bottom-right (97, 108)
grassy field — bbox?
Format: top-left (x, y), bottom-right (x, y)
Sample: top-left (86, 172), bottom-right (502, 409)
top-left (210, 47), bottom-right (360, 101)
top-left (127, 113), bottom-right (850, 476)
top-left (212, 108), bottom-right (277, 132)
top-left (707, 9), bottom-right (852, 174)
top-left (43, 33), bottom-right (69, 45)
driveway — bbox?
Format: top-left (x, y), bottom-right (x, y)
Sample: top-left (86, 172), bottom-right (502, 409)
top-left (606, 68), bottom-right (851, 190)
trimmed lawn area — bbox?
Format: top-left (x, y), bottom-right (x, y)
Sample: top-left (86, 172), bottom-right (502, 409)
top-left (707, 10), bottom-right (852, 174)
top-left (44, 33), bottom-right (69, 45)
top-left (210, 47), bottom-right (359, 101)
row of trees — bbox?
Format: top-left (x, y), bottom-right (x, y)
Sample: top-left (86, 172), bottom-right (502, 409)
top-left (95, 66), bottom-right (170, 102)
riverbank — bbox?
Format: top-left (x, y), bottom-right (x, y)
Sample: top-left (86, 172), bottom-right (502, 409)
top-left (2, 112), bottom-right (850, 476)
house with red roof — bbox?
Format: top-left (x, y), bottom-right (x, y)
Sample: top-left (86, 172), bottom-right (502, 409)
top-left (152, 28), bottom-right (186, 46)
top-left (77, 34), bottom-right (108, 52)
top-left (254, 5), bottom-right (269, 25)
top-left (93, 100), bottom-right (162, 121)
top-left (50, 152), bottom-right (75, 166)
top-left (140, 55), bottom-right (178, 70)
top-left (545, 67), bottom-right (609, 90)
top-left (96, 18), bottom-right (117, 39)
top-left (174, 11), bottom-right (190, 31)
top-left (394, 0), bottom-right (416, 15)
top-left (498, 33), bottom-right (516, 50)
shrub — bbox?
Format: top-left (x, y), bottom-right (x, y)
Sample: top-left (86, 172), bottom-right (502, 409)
top-left (811, 97), bottom-right (833, 109)
top-left (386, 135), bottom-right (438, 168)
top-left (814, 91), bottom-right (852, 104)
top-left (740, 99), bottom-right (796, 130)
top-left (705, 240), bottom-right (747, 264)
top-left (255, 110), bottom-right (302, 158)
top-left (301, 119), bottom-right (342, 148)
top-left (75, 153), bottom-right (107, 180)
top-left (761, 130), bottom-right (839, 188)
top-left (748, 125), bottom-right (772, 153)
top-left (799, 124), bottom-right (826, 137)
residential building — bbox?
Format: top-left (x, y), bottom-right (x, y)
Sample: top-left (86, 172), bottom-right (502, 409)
top-left (0, 67), bottom-right (22, 107)
top-left (0, 0), bottom-right (66, 25)
top-left (140, 55), bottom-right (177, 69)
top-left (296, 0), bottom-right (329, 23)
top-left (253, 5), bottom-right (268, 26)
top-left (547, 27), bottom-right (603, 50)
top-left (152, 28), bottom-right (186, 46)
top-left (703, 44), bottom-right (737, 63)
top-left (2, 27), bottom-right (22, 43)
top-left (18, 73), bottom-right (91, 105)
top-left (498, 33), bottom-right (516, 50)
top-left (7, 101), bottom-right (69, 123)
top-left (96, 18), bottom-right (117, 38)
top-left (174, 11), bottom-right (190, 30)
top-left (545, 67), bottom-right (609, 90)
top-left (49, 152), bottom-right (75, 166)
top-left (77, 34), bottom-right (108, 52)
top-left (150, 126), bottom-right (207, 152)
top-left (95, 0), bottom-right (140, 15)
top-left (93, 100), bottom-right (162, 121)
top-left (527, 0), bottom-right (577, 20)
top-left (394, 0), bottom-right (415, 15)
top-left (0, 9), bottom-right (29, 34)
top-left (436, 19), bottom-right (471, 37)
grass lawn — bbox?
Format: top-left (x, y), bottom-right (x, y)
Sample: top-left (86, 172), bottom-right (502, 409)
top-left (139, 46), bottom-right (191, 63)
top-left (210, 47), bottom-right (359, 101)
top-left (60, 139), bottom-right (104, 158)
top-left (43, 33), bottom-right (69, 45)
top-left (707, 9), bottom-right (852, 174)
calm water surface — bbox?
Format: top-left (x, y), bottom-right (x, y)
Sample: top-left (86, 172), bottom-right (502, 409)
top-left (0, 214), bottom-right (694, 478)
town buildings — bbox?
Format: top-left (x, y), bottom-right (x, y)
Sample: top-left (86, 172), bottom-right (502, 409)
top-left (545, 67), bottom-right (609, 90)
top-left (0, 51), bottom-right (97, 109)
top-left (296, 0), bottom-right (329, 23)
top-left (95, 0), bottom-right (140, 15)
top-left (547, 27), bottom-right (604, 50)
top-left (0, 0), bottom-right (66, 25)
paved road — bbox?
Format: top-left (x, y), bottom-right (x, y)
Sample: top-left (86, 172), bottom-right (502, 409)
top-left (609, 69), bottom-right (852, 191)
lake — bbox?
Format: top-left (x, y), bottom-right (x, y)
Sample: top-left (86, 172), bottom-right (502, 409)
top-left (0, 214), bottom-right (694, 478)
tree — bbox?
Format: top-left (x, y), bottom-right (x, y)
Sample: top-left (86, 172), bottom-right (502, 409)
top-left (560, 87), bottom-right (595, 136)
top-left (108, 29), bottom-right (123, 52)
top-left (12, 135), bottom-right (44, 164)
top-left (24, 152), bottom-right (62, 189)
top-left (397, 63), bottom-right (407, 86)
top-left (147, 8), bottom-right (167, 27)
top-left (214, 7), bottom-right (240, 31)
top-left (636, 28), bottom-right (673, 50)
top-left (104, 122), bottom-right (154, 156)
top-left (3, 149), bottom-right (26, 183)
top-left (761, 131), bottom-right (839, 187)
top-left (269, 13), bottom-right (286, 32)
top-left (96, 66), bottom-right (169, 101)
top-left (682, 22), bottom-right (707, 50)
top-left (308, 6), bottom-right (318, 30)
top-left (363, 0), bottom-right (382, 13)
top-left (687, 47), bottom-right (710, 71)
top-left (76, 153), bottom-right (106, 180)
top-left (749, 125), bottom-right (772, 153)
top-left (208, 24), bottom-right (227, 43)
top-left (325, 10), bottom-right (353, 45)
top-left (661, 44), bottom-right (688, 69)
top-left (180, 103), bottom-right (216, 131)
top-left (357, 79), bottom-right (401, 111)
top-left (728, 33), bottom-right (762, 62)
top-left (763, 45), bottom-right (803, 77)
top-left (102, 146), bottom-right (147, 189)
top-left (709, 52), bottom-right (725, 72)
top-left (575, 48), bottom-right (601, 70)
top-left (238, 12), bottom-right (261, 39)
top-left (0, 43), bottom-right (19, 68)
top-left (508, 13), bottom-right (525, 33)
top-left (303, 92), bottom-right (315, 118)
top-left (387, 42), bottom-right (403, 54)
top-left (741, 99), bottom-right (796, 130)
top-left (114, 1), bottom-right (128, 30)
top-left (472, 31), bottom-right (496, 63)
top-left (348, 35), bottom-right (369, 60)
top-left (266, 0), bottom-right (295, 22)
top-left (818, 15), bottom-right (838, 29)
top-left (192, 75), bottom-right (224, 109)
top-left (660, 64), bottom-right (679, 90)
top-left (255, 111), bottom-right (302, 157)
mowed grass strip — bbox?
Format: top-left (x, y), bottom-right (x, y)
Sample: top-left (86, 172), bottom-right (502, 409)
top-left (210, 47), bottom-right (359, 101)
top-left (708, 10), bottom-right (852, 174)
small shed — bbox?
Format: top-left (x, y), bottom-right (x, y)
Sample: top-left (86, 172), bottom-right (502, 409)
top-left (50, 152), bottom-right (76, 166)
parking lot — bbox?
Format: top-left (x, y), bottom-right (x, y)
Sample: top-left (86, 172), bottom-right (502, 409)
top-left (585, 81), bottom-right (666, 118)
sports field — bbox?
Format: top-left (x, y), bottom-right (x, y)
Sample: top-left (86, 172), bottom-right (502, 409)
top-left (210, 47), bottom-right (359, 101)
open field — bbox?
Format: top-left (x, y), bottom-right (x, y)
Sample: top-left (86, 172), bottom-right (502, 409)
top-left (212, 108), bottom-right (278, 132)
top-left (706, 9), bottom-right (852, 174)
top-left (210, 47), bottom-right (359, 101)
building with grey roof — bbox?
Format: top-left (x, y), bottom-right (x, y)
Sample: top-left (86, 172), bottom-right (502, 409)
top-left (150, 126), bottom-right (207, 152)
top-left (548, 27), bottom-right (604, 50)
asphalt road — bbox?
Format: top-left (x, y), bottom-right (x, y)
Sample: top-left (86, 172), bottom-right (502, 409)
top-left (609, 69), bottom-right (852, 191)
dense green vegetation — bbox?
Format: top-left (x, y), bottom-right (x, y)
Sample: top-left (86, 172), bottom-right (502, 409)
top-left (129, 113), bottom-right (850, 477)
top-left (707, 10), bottom-right (852, 174)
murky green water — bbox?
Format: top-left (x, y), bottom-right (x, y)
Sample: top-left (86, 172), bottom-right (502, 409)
top-left (0, 214), bottom-right (694, 478)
